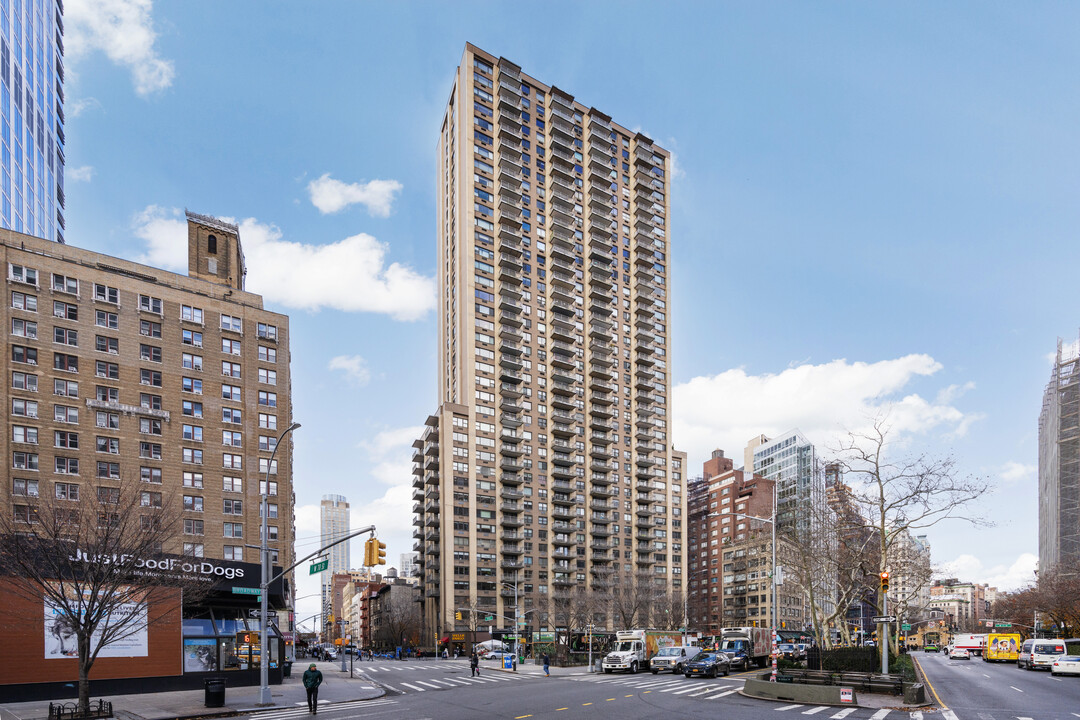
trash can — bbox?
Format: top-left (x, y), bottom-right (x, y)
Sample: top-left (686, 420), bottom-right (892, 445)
top-left (204, 677), bottom-right (226, 708)
top-left (283, 661), bottom-right (293, 678)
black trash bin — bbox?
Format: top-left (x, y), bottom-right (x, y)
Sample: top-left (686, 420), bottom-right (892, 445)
top-left (283, 660), bottom-right (293, 678)
top-left (204, 677), bottom-right (226, 708)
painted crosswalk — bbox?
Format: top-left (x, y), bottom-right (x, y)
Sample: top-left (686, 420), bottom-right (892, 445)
top-left (248, 698), bottom-right (397, 720)
top-left (362, 666), bottom-right (542, 695)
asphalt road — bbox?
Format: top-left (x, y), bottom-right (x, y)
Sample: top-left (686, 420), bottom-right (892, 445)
top-left (915, 649), bottom-right (1080, 720)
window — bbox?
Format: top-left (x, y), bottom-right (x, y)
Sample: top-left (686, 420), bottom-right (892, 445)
top-left (182, 448), bottom-right (203, 464)
top-left (259, 458), bottom-right (278, 475)
top-left (259, 435), bottom-right (277, 452)
top-left (258, 413), bottom-right (277, 430)
top-left (140, 393), bottom-right (162, 410)
top-left (181, 305), bottom-right (204, 324)
top-left (95, 310), bottom-right (118, 329)
top-left (222, 431), bottom-right (242, 447)
top-left (53, 353), bottom-right (78, 372)
top-left (264, 526), bottom-right (279, 541)
top-left (12, 425), bottom-right (38, 444)
top-left (54, 431), bottom-right (79, 449)
top-left (14, 504), bottom-right (39, 523)
top-left (54, 327), bottom-right (78, 346)
top-left (184, 519), bottom-right (204, 536)
top-left (12, 372), bottom-right (38, 392)
top-left (13, 478), bottom-right (39, 496)
top-left (221, 338), bottom-right (241, 355)
top-left (183, 543), bottom-right (205, 557)
top-left (182, 353), bottom-right (203, 371)
top-left (96, 461), bottom-right (120, 479)
top-left (223, 523), bottom-right (244, 538)
top-left (93, 284), bottom-right (119, 304)
top-left (182, 401), bottom-right (203, 418)
top-left (96, 412), bottom-right (120, 429)
top-left (258, 391), bottom-right (277, 408)
top-left (96, 436), bottom-right (119, 454)
top-left (53, 301), bottom-right (78, 320)
top-left (138, 343), bottom-right (160, 362)
top-left (140, 442), bottom-right (163, 460)
top-left (12, 291), bottom-right (38, 311)
top-left (222, 407), bottom-right (242, 424)
top-left (9, 264), bottom-right (38, 285)
top-left (260, 480), bottom-right (278, 496)
top-left (181, 329), bottom-right (202, 346)
top-left (258, 346), bottom-right (277, 363)
top-left (54, 379), bottom-right (78, 397)
top-left (223, 476), bottom-right (243, 492)
top-left (183, 471), bottom-right (204, 488)
top-left (12, 317), bottom-right (37, 338)
top-left (182, 424), bottom-right (203, 442)
top-left (140, 369), bottom-right (162, 387)
top-left (139, 417), bottom-right (163, 435)
top-left (140, 320), bottom-right (162, 338)
top-left (138, 295), bottom-right (163, 314)
top-left (141, 467), bottom-right (162, 484)
top-left (222, 361), bottom-right (241, 378)
top-left (257, 323), bottom-right (278, 340)
top-left (207, 234), bottom-right (218, 254)
top-left (13, 451), bottom-right (39, 470)
top-left (220, 315), bottom-right (242, 333)
top-left (223, 453), bottom-right (242, 469)
top-left (96, 361), bottom-right (120, 379)
top-left (258, 368), bottom-right (277, 385)
top-left (55, 482), bottom-right (79, 500)
top-left (181, 377), bottom-right (203, 394)
top-left (138, 491), bottom-right (162, 508)
top-left (264, 503), bottom-right (279, 519)
top-left (54, 456), bottom-right (78, 474)
top-left (223, 499), bottom-right (243, 515)
top-left (54, 405), bottom-right (78, 423)
top-left (222, 384), bottom-right (241, 401)
top-left (183, 495), bottom-right (204, 512)
top-left (223, 546), bottom-right (243, 561)
top-left (12, 345), bottom-right (38, 364)
top-left (52, 274), bottom-right (79, 295)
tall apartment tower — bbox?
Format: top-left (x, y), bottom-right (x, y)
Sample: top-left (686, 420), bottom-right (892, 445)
top-left (751, 429), bottom-right (822, 531)
top-left (414, 44), bottom-right (681, 642)
top-left (1039, 335), bottom-right (1080, 576)
top-left (320, 494), bottom-right (350, 620)
top-left (1, 212), bottom-right (293, 562)
top-left (0, 0), bottom-right (66, 243)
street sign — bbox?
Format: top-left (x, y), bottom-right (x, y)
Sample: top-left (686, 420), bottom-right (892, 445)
top-left (310, 558), bottom-right (329, 575)
top-left (995, 622), bottom-right (1013, 628)
top-left (232, 587), bottom-right (262, 596)
top-left (901, 624), bottom-right (912, 631)
top-left (872, 616), bottom-right (897, 623)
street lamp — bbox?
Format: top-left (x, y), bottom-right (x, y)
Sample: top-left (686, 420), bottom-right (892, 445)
top-left (258, 421), bottom-right (301, 706)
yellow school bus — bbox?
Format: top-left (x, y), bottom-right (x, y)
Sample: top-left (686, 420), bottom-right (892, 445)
top-left (984, 633), bottom-right (1021, 662)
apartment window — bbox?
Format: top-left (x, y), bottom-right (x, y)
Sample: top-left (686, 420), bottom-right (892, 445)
top-left (263, 503), bottom-right (279, 519)
top-left (182, 543), bottom-right (205, 558)
top-left (95, 310), bottom-right (118, 329)
top-left (54, 430), bottom-right (78, 449)
top-left (53, 301), bottom-right (78, 320)
top-left (182, 353), bottom-right (203, 371)
top-left (96, 412), bottom-right (120, 429)
top-left (223, 476), bottom-right (243, 492)
top-left (222, 431), bottom-right (242, 447)
top-left (55, 482), bottom-right (80, 500)
top-left (182, 448), bottom-right (203, 464)
top-left (258, 413), bottom-right (277, 430)
top-left (12, 317), bottom-right (37, 338)
top-left (54, 405), bottom-right (78, 423)
top-left (220, 315), bottom-right (242, 333)
top-left (53, 353), bottom-right (78, 372)
top-left (96, 436), bottom-right (119, 454)
top-left (182, 401), bottom-right (203, 417)
top-left (223, 546), bottom-right (243, 561)
top-left (182, 329), bottom-right (202, 346)
top-left (139, 418), bottom-right (163, 435)
top-left (14, 504), bottom-right (39, 523)
top-left (260, 480), bottom-right (278, 496)
top-left (96, 361), bottom-right (119, 379)
top-left (13, 451), bottom-right (39, 470)
top-left (184, 519), bottom-right (204, 536)
top-left (96, 461), bottom-right (120, 479)
top-left (258, 368), bottom-right (277, 385)
top-left (182, 377), bottom-right (203, 394)
top-left (141, 467), bottom-right (162, 484)
top-left (183, 495), bottom-right (204, 512)
top-left (140, 442), bottom-right (163, 460)
top-left (222, 361), bottom-right (241, 378)
top-left (221, 339), bottom-right (241, 355)
top-left (183, 471), bottom-right (204, 488)
top-left (138, 295), bottom-right (163, 314)
top-left (140, 369), bottom-right (162, 387)
top-left (222, 384), bottom-right (241, 401)
top-left (138, 343), bottom-right (160, 361)
top-left (181, 305), bottom-right (204, 324)
top-left (93, 283), bottom-right (119, 304)
top-left (257, 323), bottom-right (278, 340)
top-left (140, 393), bottom-right (162, 410)
top-left (182, 424), bottom-right (203, 442)
top-left (223, 454), bottom-right (242, 470)
top-left (12, 345), bottom-right (38, 364)
top-left (259, 458), bottom-right (278, 475)
top-left (223, 499), bottom-right (243, 515)
top-left (222, 407), bottom-right (242, 424)
top-left (12, 372), bottom-right (38, 392)
top-left (258, 346), bottom-right (277, 363)
top-left (52, 274), bottom-right (79, 295)
top-left (259, 435), bottom-right (277, 452)
top-left (12, 291), bottom-right (38, 311)
top-left (53, 327), bottom-right (78, 347)
top-left (223, 523), bottom-right (243, 539)
top-left (53, 457), bottom-right (78, 474)
top-left (10, 264), bottom-right (38, 285)
top-left (54, 379), bottom-right (78, 397)
top-left (263, 526), bottom-right (279, 541)
top-left (12, 425), bottom-right (38, 444)
top-left (140, 320), bottom-right (162, 338)
top-left (258, 391), bottom-right (277, 408)
top-left (13, 478), bottom-right (39, 496)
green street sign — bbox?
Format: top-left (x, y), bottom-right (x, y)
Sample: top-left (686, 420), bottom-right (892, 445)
top-left (995, 622), bottom-right (1013, 628)
top-left (310, 558), bottom-right (329, 575)
top-left (901, 624), bottom-right (912, 631)
top-left (232, 587), bottom-right (262, 596)
top-left (484, 615), bottom-right (494, 621)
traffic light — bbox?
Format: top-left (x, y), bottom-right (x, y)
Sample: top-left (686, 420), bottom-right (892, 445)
top-left (880, 571), bottom-right (890, 593)
top-left (363, 537), bottom-right (374, 566)
top-left (455, 611), bottom-right (463, 621)
top-left (363, 537), bottom-right (388, 566)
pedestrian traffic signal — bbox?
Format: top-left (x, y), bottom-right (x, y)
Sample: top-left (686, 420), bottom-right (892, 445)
top-left (363, 536), bottom-right (388, 566)
top-left (880, 571), bottom-right (890, 593)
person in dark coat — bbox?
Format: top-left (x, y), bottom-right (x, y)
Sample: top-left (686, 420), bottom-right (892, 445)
top-left (470, 651), bottom-right (480, 677)
top-left (543, 652), bottom-right (550, 677)
top-left (302, 663), bottom-right (324, 714)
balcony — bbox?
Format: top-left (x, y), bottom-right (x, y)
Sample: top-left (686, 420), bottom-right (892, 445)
top-left (500, 457), bottom-right (524, 473)
top-left (500, 472), bottom-right (524, 486)
top-left (500, 514), bottom-right (524, 528)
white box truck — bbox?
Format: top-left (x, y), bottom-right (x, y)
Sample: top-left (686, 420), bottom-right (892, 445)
top-left (602, 630), bottom-right (683, 674)
top-left (719, 627), bottom-right (772, 669)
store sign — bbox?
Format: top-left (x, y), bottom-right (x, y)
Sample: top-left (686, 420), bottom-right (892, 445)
top-left (45, 583), bottom-right (147, 659)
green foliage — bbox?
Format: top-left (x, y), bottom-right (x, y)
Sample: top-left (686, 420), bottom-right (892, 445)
top-left (821, 647), bottom-right (877, 672)
top-left (891, 653), bottom-right (917, 682)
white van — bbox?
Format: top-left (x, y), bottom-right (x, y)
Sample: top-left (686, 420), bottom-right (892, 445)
top-left (650, 645), bottom-right (701, 674)
top-left (1018, 639), bottom-right (1066, 670)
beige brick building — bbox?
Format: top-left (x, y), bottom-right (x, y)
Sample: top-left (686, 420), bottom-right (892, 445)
top-left (1, 212), bottom-right (294, 569)
top-left (413, 44), bottom-right (684, 647)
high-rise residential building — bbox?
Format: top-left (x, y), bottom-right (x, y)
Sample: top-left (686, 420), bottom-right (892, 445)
top-left (413, 44), bottom-right (681, 645)
top-left (751, 429), bottom-right (822, 531)
top-left (320, 494), bottom-right (350, 624)
top-left (889, 528), bottom-right (932, 621)
top-left (1, 213), bottom-right (293, 563)
top-left (1039, 335), bottom-right (1080, 576)
top-left (400, 551), bottom-right (419, 578)
top-left (0, 0), bottom-right (66, 243)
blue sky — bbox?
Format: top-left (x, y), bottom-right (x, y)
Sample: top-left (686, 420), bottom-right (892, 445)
top-left (62, 1), bottom-right (1080, 624)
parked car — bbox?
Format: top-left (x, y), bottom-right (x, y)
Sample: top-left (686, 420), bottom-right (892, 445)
top-left (683, 652), bottom-right (731, 679)
top-left (1051, 656), bottom-right (1080, 677)
top-left (949, 647), bottom-right (971, 660)
top-left (1018, 639), bottom-right (1066, 670)
top-left (778, 643), bottom-right (806, 662)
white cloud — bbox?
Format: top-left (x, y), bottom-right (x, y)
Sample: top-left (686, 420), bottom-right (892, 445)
top-left (673, 355), bottom-right (977, 468)
top-left (327, 355), bottom-right (371, 387)
top-left (130, 206), bottom-right (435, 321)
top-left (66, 0), bottom-right (175, 97)
top-left (1000, 461), bottom-right (1035, 484)
top-left (938, 553), bottom-right (1037, 592)
top-left (68, 97), bottom-right (104, 117)
top-left (360, 425), bottom-right (424, 487)
top-left (307, 174), bottom-right (403, 217)
top-left (68, 166), bottom-right (95, 182)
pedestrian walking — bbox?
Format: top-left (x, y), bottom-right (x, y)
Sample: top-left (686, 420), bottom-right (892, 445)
top-left (543, 652), bottom-right (550, 677)
top-left (470, 650), bottom-right (480, 677)
top-left (442, 648), bottom-right (449, 660)
top-left (302, 663), bottom-right (324, 715)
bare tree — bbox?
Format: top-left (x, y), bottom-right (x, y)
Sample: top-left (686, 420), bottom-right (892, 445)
top-left (373, 585), bottom-right (422, 650)
top-left (653, 586), bottom-right (685, 631)
top-left (609, 572), bottom-right (655, 629)
top-left (0, 474), bottom-right (208, 713)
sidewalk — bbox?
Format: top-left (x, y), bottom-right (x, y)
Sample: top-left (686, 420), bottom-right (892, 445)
top-left (0, 661), bottom-right (384, 720)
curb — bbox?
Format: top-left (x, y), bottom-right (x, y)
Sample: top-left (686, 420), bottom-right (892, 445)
top-left (161, 692), bottom-right (388, 720)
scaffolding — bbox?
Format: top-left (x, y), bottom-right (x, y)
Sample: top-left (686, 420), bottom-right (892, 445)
top-left (1039, 335), bottom-right (1080, 575)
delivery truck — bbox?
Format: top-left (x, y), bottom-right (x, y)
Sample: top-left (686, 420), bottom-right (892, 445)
top-left (983, 633), bottom-right (1021, 662)
top-left (951, 633), bottom-right (988, 657)
top-left (718, 626), bottom-right (773, 669)
top-left (602, 630), bottom-right (683, 673)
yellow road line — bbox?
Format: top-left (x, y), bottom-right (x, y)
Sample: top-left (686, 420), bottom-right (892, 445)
top-left (624, 694), bottom-right (634, 697)
top-left (582, 702), bottom-right (592, 706)
top-left (643, 690), bottom-right (652, 693)
top-left (912, 655), bottom-right (949, 710)
top-left (556, 709), bottom-right (568, 712)
top-left (514, 716), bottom-right (533, 719)
top-left (606, 698), bottom-right (615, 701)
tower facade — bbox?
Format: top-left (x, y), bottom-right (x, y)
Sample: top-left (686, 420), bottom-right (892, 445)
top-left (320, 494), bottom-right (350, 623)
top-left (1039, 335), bottom-right (1080, 576)
top-left (414, 44), bottom-right (681, 643)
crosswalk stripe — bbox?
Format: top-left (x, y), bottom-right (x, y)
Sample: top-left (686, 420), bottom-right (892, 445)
top-left (910, 713), bottom-right (923, 720)
top-left (671, 686), bottom-right (702, 695)
top-left (870, 711), bottom-right (891, 720)
top-left (705, 689), bottom-right (739, 699)
top-left (829, 709), bottom-right (855, 719)
top-left (429, 679), bottom-right (458, 686)
top-left (802, 708), bottom-right (829, 715)
top-left (940, 714), bottom-right (959, 720)
top-left (687, 688), bottom-right (716, 697)
top-left (400, 682), bottom-right (425, 692)
top-left (416, 680), bottom-right (443, 688)
top-left (776, 705), bottom-right (804, 712)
